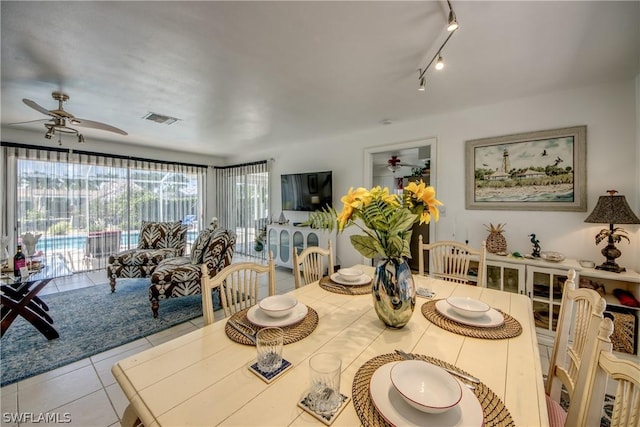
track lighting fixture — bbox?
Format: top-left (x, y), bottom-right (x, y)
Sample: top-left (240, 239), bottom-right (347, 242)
top-left (418, 71), bottom-right (426, 91)
top-left (417, 0), bottom-right (459, 91)
top-left (78, 134), bottom-right (85, 143)
top-left (447, 8), bottom-right (458, 31)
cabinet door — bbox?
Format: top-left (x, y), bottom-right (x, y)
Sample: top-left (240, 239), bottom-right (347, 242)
top-left (279, 230), bottom-right (290, 264)
top-left (527, 266), bottom-right (568, 337)
top-left (306, 232), bottom-right (319, 247)
top-left (268, 228), bottom-right (278, 260)
top-left (292, 231), bottom-right (304, 257)
top-left (485, 262), bottom-right (525, 294)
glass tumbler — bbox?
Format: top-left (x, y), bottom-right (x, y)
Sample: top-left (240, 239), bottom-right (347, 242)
top-left (256, 327), bottom-right (284, 373)
top-left (308, 352), bottom-right (342, 415)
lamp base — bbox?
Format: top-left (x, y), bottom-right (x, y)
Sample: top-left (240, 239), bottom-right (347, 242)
top-left (595, 262), bottom-right (626, 273)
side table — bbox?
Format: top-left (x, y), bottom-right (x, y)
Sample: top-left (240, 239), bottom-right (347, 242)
top-left (1, 266), bottom-right (60, 340)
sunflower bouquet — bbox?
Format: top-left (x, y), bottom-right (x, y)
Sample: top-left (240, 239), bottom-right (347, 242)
top-left (305, 180), bottom-right (442, 259)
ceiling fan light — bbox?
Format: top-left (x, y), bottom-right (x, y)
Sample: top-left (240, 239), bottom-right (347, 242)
top-left (447, 10), bottom-right (459, 31)
top-left (435, 55), bottom-right (444, 70)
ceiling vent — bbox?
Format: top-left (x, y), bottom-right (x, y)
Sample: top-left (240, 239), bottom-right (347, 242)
top-left (142, 112), bottom-right (179, 125)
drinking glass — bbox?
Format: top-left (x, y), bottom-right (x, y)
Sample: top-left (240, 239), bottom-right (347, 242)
top-left (307, 353), bottom-right (342, 415)
top-left (256, 327), bottom-right (283, 373)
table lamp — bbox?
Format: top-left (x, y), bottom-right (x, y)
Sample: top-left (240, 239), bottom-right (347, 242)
top-left (584, 190), bottom-right (640, 273)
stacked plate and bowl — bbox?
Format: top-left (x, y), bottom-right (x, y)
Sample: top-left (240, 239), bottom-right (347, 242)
top-left (247, 295), bottom-right (308, 327)
top-left (369, 357), bottom-right (484, 426)
top-left (329, 268), bottom-right (371, 286)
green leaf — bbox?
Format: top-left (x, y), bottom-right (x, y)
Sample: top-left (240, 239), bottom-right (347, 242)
top-left (350, 235), bottom-right (380, 258)
top-left (301, 207), bottom-right (339, 231)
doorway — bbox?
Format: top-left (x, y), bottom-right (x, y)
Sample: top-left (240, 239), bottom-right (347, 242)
top-left (363, 137), bottom-right (437, 271)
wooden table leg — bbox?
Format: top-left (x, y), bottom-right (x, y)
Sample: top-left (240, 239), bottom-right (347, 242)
top-left (1, 279), bottom-right (58, 340)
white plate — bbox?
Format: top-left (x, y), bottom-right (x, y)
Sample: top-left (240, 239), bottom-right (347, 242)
top-left (330, 272), bottom-right (371, 286)
top-left (370, 362), bottom-right (483, 427)
top-left (247, 303), bottom-right (308, 327)
top-left (435, 299), bottom-right (505, 328)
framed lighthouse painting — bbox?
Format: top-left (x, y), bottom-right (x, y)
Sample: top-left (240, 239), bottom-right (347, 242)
top-left (465, 126), bottom-right (587, 211)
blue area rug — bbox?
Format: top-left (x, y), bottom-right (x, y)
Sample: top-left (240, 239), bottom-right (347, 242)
top-left (1, 278), bottom-right (214, 386)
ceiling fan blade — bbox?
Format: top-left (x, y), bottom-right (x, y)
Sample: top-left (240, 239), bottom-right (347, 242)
top-left (7, 118), bottom-right (50, 126)
top-left (23, 98), bottom-right (57, 117)
top-left (72, 117), bottom-right (128, 135)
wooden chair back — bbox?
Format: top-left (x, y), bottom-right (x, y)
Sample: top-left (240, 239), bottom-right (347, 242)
top-left (568, 317), bottom-right (640, 427)
top-left (201, 253), bottom-right (275, 324)
top-left (293, 241), bottom-right (334, 289)
top-left (546, 269), bottom-right (606, 403)
top-left (418, 237), bottom-right (486, 286)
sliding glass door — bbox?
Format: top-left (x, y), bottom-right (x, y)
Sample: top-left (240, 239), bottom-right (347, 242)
top-left (3, 145), bottom-right (206, 273)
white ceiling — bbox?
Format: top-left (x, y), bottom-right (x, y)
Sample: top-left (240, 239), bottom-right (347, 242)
top-left (1, 1), bottom-right (639, 158)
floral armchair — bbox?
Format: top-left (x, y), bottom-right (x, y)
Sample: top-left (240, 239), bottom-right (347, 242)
top-left (148, 228), bottom-right (236, 318)
top-left (107, 221), bottom-right (188, 292)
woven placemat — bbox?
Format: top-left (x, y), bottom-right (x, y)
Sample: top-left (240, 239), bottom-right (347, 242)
top-left (352, 353), bottom-right (515, 427)
top-left (319, 276), bottom-right (372, 295)
top-left (225, 305), bottom-right (319, 346)
top-left (421, 300), bottom-right (522, 339)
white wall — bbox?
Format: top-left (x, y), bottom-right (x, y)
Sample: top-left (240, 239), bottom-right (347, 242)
top-left (229, 80), bottom-right (640, 271)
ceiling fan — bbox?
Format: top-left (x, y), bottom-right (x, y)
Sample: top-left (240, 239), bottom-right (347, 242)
top-left (17, 91), bottom-right (128, 145)
top-left (386, 155), bottom-right (422, 172)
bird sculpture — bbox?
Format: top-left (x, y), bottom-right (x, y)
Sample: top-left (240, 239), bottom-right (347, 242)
top-left (529, 233), bottom-right (541, 258)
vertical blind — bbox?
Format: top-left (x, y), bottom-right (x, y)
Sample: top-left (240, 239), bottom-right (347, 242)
top-left (215, 161), bottom-right (269, 258)
top-left (1, 144), bottom-right (207, 272)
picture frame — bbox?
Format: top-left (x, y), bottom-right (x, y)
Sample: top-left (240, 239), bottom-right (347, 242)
top-left (465, 125), bottom-right (587, 211)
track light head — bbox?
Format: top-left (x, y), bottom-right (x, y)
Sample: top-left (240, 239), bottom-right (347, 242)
top-left (418, 77), bottom-right (426, 91)
top-left (435, 55), bottom-right (444, 70)
top-left (447, 10), bottom-right (459, 31)
top-left (78, 134), bottom-right (85, 143)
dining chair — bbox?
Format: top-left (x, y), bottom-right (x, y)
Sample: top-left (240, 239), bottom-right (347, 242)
top-left (293, 241), bottom-right (334, 288)
top-left (567, 317), bottom-right (640, 427)
top-left (201, 252), bottom-right (275, 325)
top-left (417, 236), bottom-right (487, 286)
top-left (545, 269), bottom-right (607, 426)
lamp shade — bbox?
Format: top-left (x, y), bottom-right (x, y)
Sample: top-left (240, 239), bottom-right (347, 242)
top-left (584, 194), bottom-right (640, 224)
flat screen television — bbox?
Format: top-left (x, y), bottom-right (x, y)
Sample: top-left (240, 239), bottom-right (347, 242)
top-left (281, 171), bottom-right (333, 211)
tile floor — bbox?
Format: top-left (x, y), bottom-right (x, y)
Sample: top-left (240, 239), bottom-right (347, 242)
top-left (0, 260), bottom-right (553, 427)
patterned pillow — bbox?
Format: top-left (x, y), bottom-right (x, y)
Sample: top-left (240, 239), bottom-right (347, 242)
top-left (190, 229), bottom-right (214, 264)
top-left (137, 221), bottom-right (183, 250)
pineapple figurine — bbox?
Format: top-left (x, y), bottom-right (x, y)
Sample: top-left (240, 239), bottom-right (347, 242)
top-left (484, 223), bottom-right (507, 254)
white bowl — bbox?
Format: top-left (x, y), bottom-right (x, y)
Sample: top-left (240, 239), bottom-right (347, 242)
top-left (446, 297), bottom-right (490, 319)
top-left (258, 295), bottom-right (298, 318)
top-left (541, 251), bottom-right (565, 262)
top-left (579, 260), bottom-right (595, 268)
top-left (337, 268), bottom-right (363, 282)
top-left (390, 360), bottom-right (462, 414)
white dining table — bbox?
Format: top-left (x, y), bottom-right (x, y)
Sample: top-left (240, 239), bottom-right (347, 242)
top-left (112, 265), bottom-right (549, 426)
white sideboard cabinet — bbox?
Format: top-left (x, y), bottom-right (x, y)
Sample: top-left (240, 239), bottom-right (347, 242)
top-left (266, 224), bottom-right (336, 269)
top-left (470, 254), bottom-right (640, 355)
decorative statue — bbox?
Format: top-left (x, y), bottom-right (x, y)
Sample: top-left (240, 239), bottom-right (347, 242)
top-left (20, 232), bottom-right (43, 258)
top-left (529, 233), bottom-right (541, 258)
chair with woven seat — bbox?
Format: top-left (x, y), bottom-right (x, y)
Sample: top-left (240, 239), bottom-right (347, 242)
top-left (418, 237), bottom-right (486, 286)
top-left (545, 269), bottom-right (607, 426)
top-left (293, 241), bottom-right (334, 289)
top-left (201, 253), bottom-right (275, 325)
top-left (568, 317), bottom-right (640, 427)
